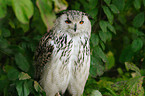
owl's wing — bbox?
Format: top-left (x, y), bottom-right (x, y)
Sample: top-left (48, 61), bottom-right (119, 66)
top-left (34, 31), bottom-right (54, 80)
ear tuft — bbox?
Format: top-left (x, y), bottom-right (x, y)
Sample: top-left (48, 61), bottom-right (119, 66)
top-left (56, 10), bottom-right (67, 17)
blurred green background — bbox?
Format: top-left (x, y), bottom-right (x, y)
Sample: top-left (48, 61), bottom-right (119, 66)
top-left (0, 0), bottom-right (145, 96)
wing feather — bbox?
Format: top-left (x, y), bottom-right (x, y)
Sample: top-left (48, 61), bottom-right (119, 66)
top-left (34, 31), bottom-right (54, 80)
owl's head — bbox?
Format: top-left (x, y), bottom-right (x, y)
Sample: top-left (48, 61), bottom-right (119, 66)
top-left (55, 10), bottom-right (92, 37)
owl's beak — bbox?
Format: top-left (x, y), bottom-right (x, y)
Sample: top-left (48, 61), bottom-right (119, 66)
top-left (74, 23), bottom-right (77, 32)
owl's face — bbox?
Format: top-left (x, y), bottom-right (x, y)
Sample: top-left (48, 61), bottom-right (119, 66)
top-left (55, 10), bottom-right (91, 36)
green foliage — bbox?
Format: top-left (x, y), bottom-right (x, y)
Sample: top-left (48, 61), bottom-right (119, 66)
top-left (85, 62), bottom-right (145, 96)
top-left (12, 0), bottom-right (34, 24)
top-left (125, 62), bottom-right (144, 96)
top-left (18, 72), bottom-right (31, 80)
top-left (131, 38), bottom-right (143, 52)
top-left (133, 0), bottom-right (141, 10)
top-left (36, 0), bottom-right (56, 29)
top-left (6, 66), bottom-right (19, 80)
top-left (0, 0), bottom-right (7, 18)
top-left (34, 81), bottom-right (43, 93)
top-left (106, 51), bottom-right (115, 70)
top-left (109, 4), bottom-right (120, 14)
top-left (15, 53), bottom-right (30, 72)
top-left (90, 90), bottom-right (102, 96)
top-left (133, 12), bottom-right (144, 28)
top-left (102, 6), bottom-right (114, 24)
top-left (16, 80), bottom-right (31, 96)
top-left (0, 0), bottom-right (145, 96)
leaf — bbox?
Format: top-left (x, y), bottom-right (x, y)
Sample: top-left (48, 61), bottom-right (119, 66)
top-left (71, 2), bottom-right (80, 10)
top-left (100, 40), bottom-right (105, 50)
top-left (19, 24), bottom-right (29, 33)
top-left (88, 0), bottom-right (98, 9)
top-left (88, 8), bottom-right (98, 19)
top-left (8, 20), bottom-right (15, 29)
top-left (107, 22), bottom-right (116, 34)
top-left (16, 81), bottom-right (30, 96)
top-left (23, 81), bottom-right (30, 96)
top-left (99, 31), bottom-right (108, 43)
top-left (117, 68), bottom-right (123, 75)
top-left (99, 20), bottom-right (107, 33)
top-left (54, 0), bottom-right (68, 12)
top-left (5, 0), bottom-right (12, 6)
top-left (109, 4), bottom-right (119, 14)
top-left (36, 0), bottom-right (56, 30)
top-left (119, 46), bottom-right (134, 62)
top-left (96, 46), bottom-right (107, 62)
top-left (106, 31), bottom-right (112, 41)
top-left (118, 14), bottom-right (126, 24)
top-left (99, 31), bottom-right (112, 43)
top-left (143, 0), bottom-right (145, 6)
top-left (79, 0), bottom-right (89, 11)
top-left (128, 27), bottom-right (145, 36)
top-left (125, 62), bottom-right (141, 76)
top-left (1, 28), bottom-right (11, 37)
top-left (15, 53), bottom-right (30, 72)
top-left (91, 90), bottom-right (102, 96)
top-left (16, 81), bottom-right (23, 96)
top-left (0, 75), bottom-right (9, 92)
top-left (0, 37), bottom-right (9, 49)
top-left (97, 79), bottom-right (114, 89)
top-left (105, 87), bottom-right (117, 96)
top-left (12, 0), bottom-right (34, 24)
top-left (84, 77), bottom-right (98, 95)
top-left (90, 47), bottom-right (105, 77)
top-left (0, 0), bottom-right (7, 18)
top-left (90, 56), bottom-right (104, 77)
top-left (125, 76), bottom-right (144, 96)
top-left (34, 81), bottom-right (43, 92)
top-left (106, 51), bottom-right (115, 70)
top-left (112, 0), bottom-right (125, 11)
top-left (133, 0), bottom-right (141, 10)
top-left (133, 12), bottom-right (144, 28)
top-left (104, 0), bottom-right (111, 5)
top-left (102, 6), bottom-right (114, 24)
top-left (90, 33), bottom-right (99, 47)
top-left (7, 67), bottom-right (19, 80)
top-left (131, 38), bottom-right (143, 52)
top-left (18, 72), bottom-right (31, 80)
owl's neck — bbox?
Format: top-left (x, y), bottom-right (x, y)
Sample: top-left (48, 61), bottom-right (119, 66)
top-left (55, 31), bottom-right (90, 40)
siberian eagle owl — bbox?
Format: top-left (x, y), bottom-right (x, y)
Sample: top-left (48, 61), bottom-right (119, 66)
top-left (34, 10), bottom-right (92, 96)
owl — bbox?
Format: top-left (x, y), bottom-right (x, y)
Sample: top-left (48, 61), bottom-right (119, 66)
top-left (34, 10), bottom-right (92, 96)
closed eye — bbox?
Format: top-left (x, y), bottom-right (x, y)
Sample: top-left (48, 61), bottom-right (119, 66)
top-left (65, 20), bottom-right (71, 24)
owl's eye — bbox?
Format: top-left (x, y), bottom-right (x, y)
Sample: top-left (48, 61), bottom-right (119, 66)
top-left (79, 21), bottom-right (84, 24)
top-left (65, 20), bottom-right (71, 24)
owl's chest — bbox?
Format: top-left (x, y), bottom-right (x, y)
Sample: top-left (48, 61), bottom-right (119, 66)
top-left (69, 38), bottom-right (80, 62)
top-left (51, 34), bottom-right (89, 68)
top-left (54, 36), bottom-right (80, 60)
